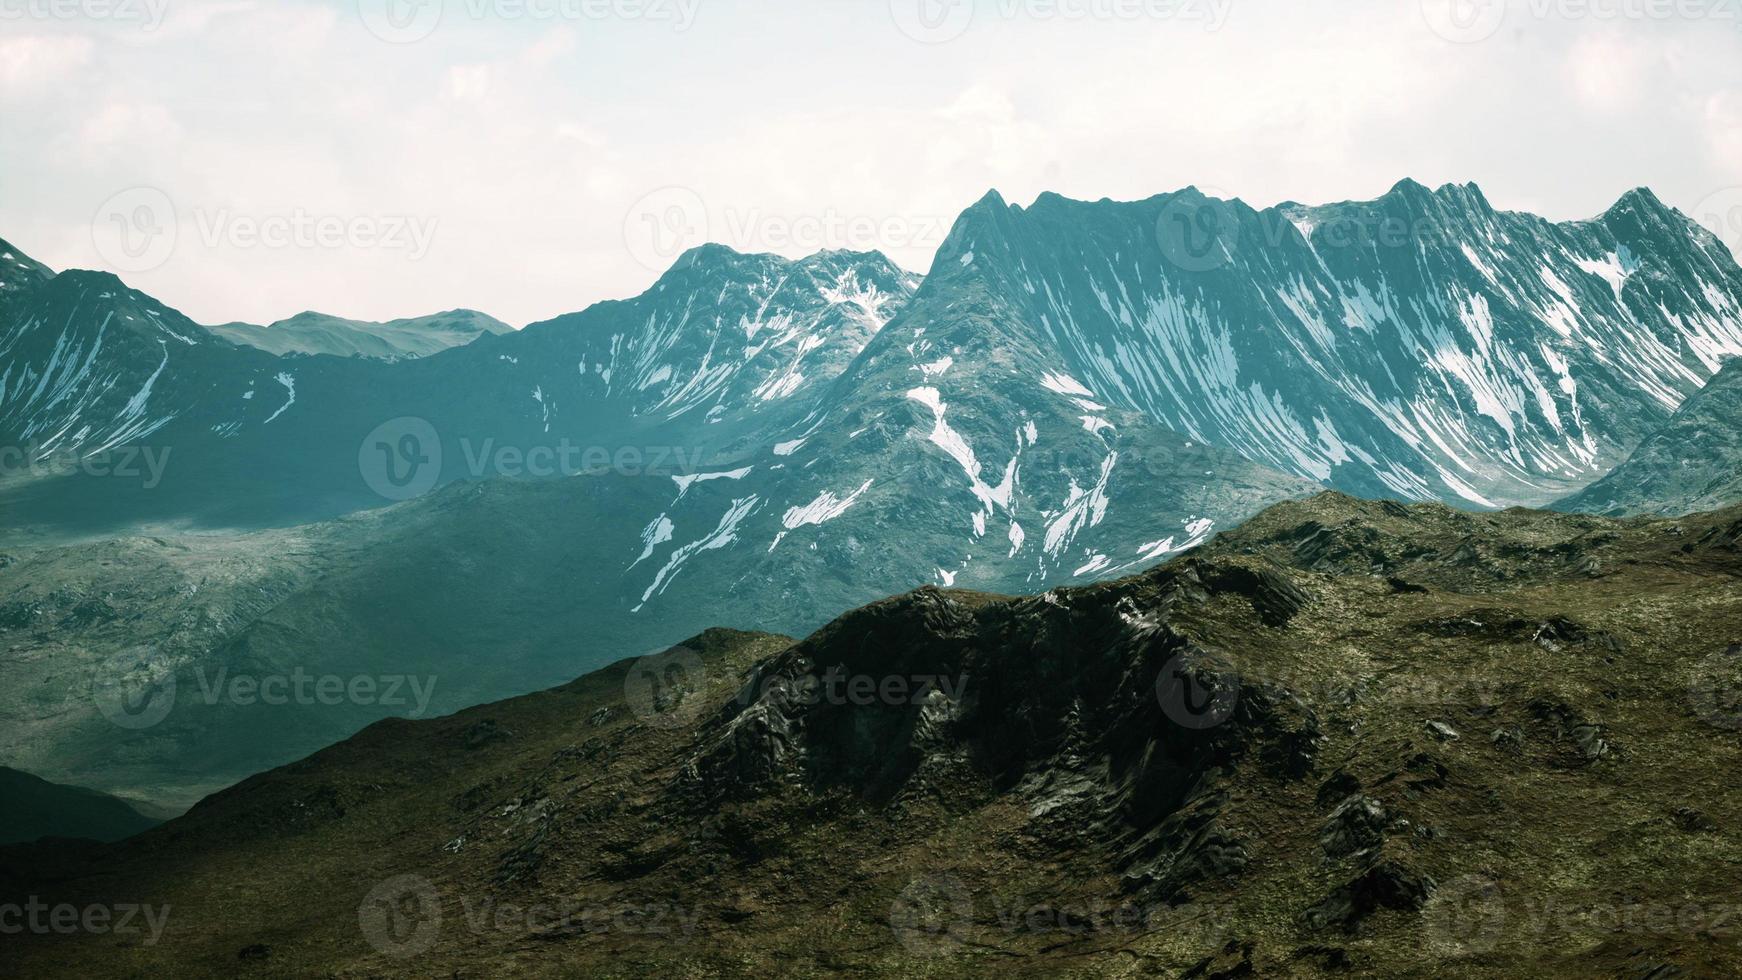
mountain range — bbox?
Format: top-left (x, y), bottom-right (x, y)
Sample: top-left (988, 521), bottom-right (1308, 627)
top-left (204, 309), bottom-right (512, 361)
top-left (3, 181), bottom-right (1741, 810)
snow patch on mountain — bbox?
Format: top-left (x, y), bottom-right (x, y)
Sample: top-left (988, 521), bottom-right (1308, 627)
top-left (263, 373), bottom-right (296, 425)
top-left (634, 495), bottom-right (760, 610)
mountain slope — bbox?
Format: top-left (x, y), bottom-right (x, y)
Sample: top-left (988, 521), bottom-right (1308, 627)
top-left (4, 494), bottom-right (1739, 977)
top-left (204, 309), bottom-right (511, 360)
top-left (0, 449), bottom-right (1306, 810)
top-left (1556, 356), bottom-right (1742, 515)
top-left (0, 767), bottom-right (160, 844)
top-left (0, 236), bottom-right (1318, 810)
top-left (0, 246), bottom-right (928, 538)
top-left (0, 237), bottom-right (53, 296)
top-left (0, 268), bottom-right (291, 466)
top-left (938, 183), bottom-right (1742, 507)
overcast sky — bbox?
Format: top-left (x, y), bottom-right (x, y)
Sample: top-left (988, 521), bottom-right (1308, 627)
top-left (2, 0), bottom-right (1740, 327)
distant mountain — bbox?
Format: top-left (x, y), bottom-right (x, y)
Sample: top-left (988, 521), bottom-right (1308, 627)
top-left (0, 265), bottom-right (296, 476)
top-left (5, 184), bottom-right (1740, 538)
top-left (0, 245), bottom-right (932, 536)
top-left (6, 494), bottom-right (1741, 977)
top-left (205, 309), bottom-right (512, 360)
top-left (0, 237), bottom-right (53, 296)
top-left (0, 766), bottom-right (159, 844)
top-left (938, 182), bottom-right (1742, 508)
top-left (1556, 357), bottom-right (1742, 516)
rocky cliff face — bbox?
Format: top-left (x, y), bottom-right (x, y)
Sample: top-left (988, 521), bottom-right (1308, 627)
top-left (1556, 356), bottom-right (1742, 516)
top-left (924, 183), bottom-right (1742, 508)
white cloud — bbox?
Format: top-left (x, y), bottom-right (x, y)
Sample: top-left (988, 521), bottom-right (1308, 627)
top-left (1564, 32), bottom-right (1657, 113)
top-left (1707, 91), bottom-right (1742, 175)
top-left (76, 102), bottom-right (184, 160)
top-left (0, 2), bottom-right (1738, 329)
top-left (0, 35), bottom-right (94, 93)
top-left (447, 64), bottom-right (493, 103)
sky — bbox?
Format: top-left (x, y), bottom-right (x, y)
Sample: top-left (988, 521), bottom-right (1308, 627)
top-left (2, 0), bottom-right (1741, 328)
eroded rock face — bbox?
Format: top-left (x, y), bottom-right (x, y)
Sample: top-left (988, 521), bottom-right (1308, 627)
top-left (680, 559), bottom-right (1323, 902)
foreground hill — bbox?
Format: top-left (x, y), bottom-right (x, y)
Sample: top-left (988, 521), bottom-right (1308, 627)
top-left (1556, 357), bottom-right (1742, 516)
top-left (4, 493), bottom-right (1738, 977)
top-left (0, 767), bottom-right (159, 845)
top-left (204, 309), bottom-right (512, 360)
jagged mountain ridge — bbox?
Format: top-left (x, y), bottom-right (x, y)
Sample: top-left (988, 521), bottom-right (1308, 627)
top-left (1556, 356), bottom-right (1742, 516)
top-left (0, 269), bottom-right (299, 464)
top-left (935, 181), bottom-right (1742, 507)
top-left (550, 245), bottom-right (918, 422)
top-left (0, 237), bottom-right (53, 296)
top-left (0, 245), bottom-right (928, 534)
top-left (6, 181), bottom-right (1741, 541)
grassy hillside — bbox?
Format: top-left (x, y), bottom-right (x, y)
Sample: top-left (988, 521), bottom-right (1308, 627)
top-left (2, 493), bottom-right (1739, 977)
